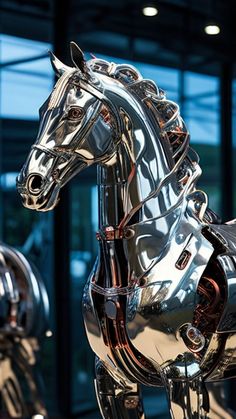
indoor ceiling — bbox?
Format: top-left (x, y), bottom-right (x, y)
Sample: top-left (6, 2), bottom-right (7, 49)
top-left (1, 0), bottom-right (235, 74)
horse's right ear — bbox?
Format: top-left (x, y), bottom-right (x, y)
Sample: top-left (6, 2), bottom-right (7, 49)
top-left (48, 51), bottom-right (71, 76)
top-left (70, 41), bottom-right (86, 73)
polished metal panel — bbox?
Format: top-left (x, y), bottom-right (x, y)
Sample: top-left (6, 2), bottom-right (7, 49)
top-left (17, 41), bottom-right (236, 418)
top-left (0, 243), bottom-right (49, 418)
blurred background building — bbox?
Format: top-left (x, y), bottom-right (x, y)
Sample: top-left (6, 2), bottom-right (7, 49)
top-left (0, 0), bottom-right (235, 417)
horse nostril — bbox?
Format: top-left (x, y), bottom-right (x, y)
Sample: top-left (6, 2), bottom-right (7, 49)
top-left (27, 174), bottom-right (44, 195)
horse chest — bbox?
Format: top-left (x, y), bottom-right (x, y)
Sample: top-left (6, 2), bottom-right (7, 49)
top-left (82, 269), bottom-right (201, 386)
top-left (82, 279), bottom-right (163, 385)
top-left (83, 283), bottom-right (133, 360)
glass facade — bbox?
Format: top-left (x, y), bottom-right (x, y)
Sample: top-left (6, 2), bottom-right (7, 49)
top-left (70, 182), bottom-right (98, 413)
top-left (184, 72), bottom-right (221, 213)
top-left (0, 34), bottom-right (57, 414)
top-left (0, 34), bottom-right (53, 119)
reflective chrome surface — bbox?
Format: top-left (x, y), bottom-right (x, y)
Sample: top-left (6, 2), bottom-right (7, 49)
top-left (17, 42), bottom-right (236, 418)
top-left (0, 243), bottom-right (49, 418)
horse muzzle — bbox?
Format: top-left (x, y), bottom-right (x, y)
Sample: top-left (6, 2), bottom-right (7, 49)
top-left (16, 172), bottom-right (60, 212)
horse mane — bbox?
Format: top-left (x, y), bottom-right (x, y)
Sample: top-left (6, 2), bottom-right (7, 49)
top-left (87, 58), bottom-right (198, 188)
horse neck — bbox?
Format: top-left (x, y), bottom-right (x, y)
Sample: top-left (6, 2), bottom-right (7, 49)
top-left (97, 88), bottom-right (180, 229)
top-left (95, 90), bottom-right (182, 288)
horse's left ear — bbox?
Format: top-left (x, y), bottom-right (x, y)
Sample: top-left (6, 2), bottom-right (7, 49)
top-left (49, 51), bottom-right (71, 76)
top-left (70, 41), bottom-right (86, 73)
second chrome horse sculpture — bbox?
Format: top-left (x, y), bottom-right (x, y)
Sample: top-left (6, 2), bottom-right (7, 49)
top-left (17, 42), bottom-right (236, 418)
top-left (0, 242), bottom-right (49, 418)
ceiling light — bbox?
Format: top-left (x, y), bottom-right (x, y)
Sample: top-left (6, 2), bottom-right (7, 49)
top-left (142, 6), bottom-right (158, 17)
top-left (204, 24), bottom-right (220, 35)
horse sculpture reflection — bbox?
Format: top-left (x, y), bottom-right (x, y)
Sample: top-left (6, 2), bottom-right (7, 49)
top-left (17, 42), bottom-right (236, 418)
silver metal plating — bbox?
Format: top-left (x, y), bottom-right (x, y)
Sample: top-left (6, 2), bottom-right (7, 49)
top-left (17, 41), bottom-right (236, 418)
top-left (0, 243), bottom-right (49, 418)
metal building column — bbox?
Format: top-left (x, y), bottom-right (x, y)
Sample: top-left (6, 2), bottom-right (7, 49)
top-left (53, 0), bottom-right (72, 416)
top-left (0, 40), bottom-right (3, 240)
top-left (220, 62), bottom-right (233, 221)
top-left (221, 58), bottom-right (236, 417)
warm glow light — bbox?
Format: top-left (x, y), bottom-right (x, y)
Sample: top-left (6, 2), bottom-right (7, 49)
top-left (204, 24), bottom-right (220, 35)
top-left (142, 6), bottom-right (158, 17)
top-left (45, 330), bottom-right (53, 337)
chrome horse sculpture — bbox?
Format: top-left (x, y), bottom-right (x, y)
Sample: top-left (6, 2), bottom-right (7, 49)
top-left (17, 42), bottom-right (236, 418)
top-left (0, 243), bottom-right (49, 418)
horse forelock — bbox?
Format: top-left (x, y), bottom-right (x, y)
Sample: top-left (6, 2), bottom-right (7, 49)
top-left (48, 69), bottom-right (77, 110)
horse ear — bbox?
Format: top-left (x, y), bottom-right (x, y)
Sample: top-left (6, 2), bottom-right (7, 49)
top-left (48, 51), bottom-right (71, 76)
top-left (70, 41), bottom-right (86, 73)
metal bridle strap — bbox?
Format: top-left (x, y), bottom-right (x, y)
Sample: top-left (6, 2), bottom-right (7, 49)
top-left (78, 79), bottom-right (122, 138)
top-left (31, 144), bottom-right (60, 159)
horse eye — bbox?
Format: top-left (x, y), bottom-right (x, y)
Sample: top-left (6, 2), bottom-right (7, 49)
top-left (68, 107), bottom-right (84, 120)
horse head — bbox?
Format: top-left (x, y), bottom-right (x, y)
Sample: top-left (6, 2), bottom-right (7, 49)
top-left (17, 42), bottom-right (122, 211)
